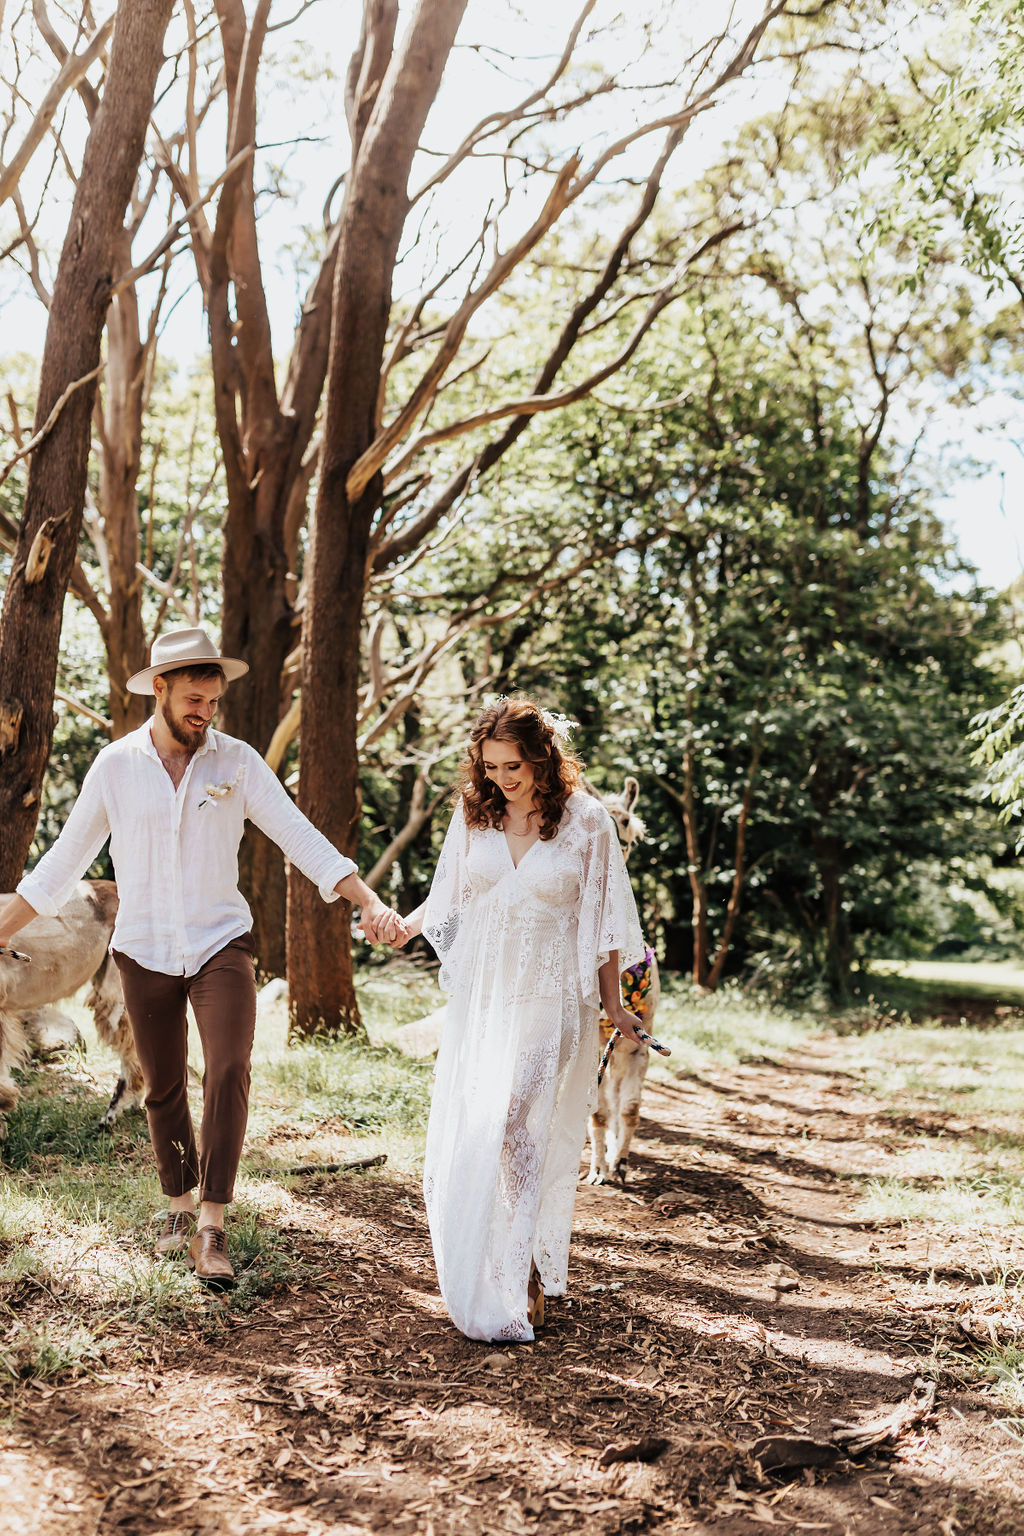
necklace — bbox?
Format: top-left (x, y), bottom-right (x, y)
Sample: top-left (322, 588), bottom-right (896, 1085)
top-left (504, 808), bottom-right (538, 836)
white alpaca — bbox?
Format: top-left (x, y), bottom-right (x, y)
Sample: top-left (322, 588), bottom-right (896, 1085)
top-left (0, 881), bottom-right (144, 1129)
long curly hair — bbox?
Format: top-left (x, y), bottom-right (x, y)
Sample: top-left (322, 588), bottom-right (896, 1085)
top-left (458, 697), bottom-right (584, 839)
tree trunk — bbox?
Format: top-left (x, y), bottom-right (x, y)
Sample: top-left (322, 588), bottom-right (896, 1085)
top-left (0, 0), bottom-right (176, 888)
top-left (680, 744), bottom-right (710, 988)
top-left (288, 0), bottom-right (469, 1037)
top-left (705, 740), bottom-right (762, 991)
top-left (220, 490), bottom-right (298, 978)
top-left (815, 835), bottom-right (851, 1003)
top-left (96, 240), bottom-right (149, 738)
top-left (199, 1), bottom-right (342, 978)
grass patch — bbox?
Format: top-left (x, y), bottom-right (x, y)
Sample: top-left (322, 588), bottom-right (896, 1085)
top-left (643, 974), bottom-right (820, 1078)
top-left (0, 1315), bottom-right (109, 1384)
top-left (0, 962), bottom-right (438, 1375)
top-left (868, 957), bottom-right (1024, 1002)
top-left (246, 971), bottom-right (434, 1178)
top-left (978, 1341), bottom-right (1024, 1423)
top-left (856, 960), bottom-right (1024, 1023)
top-left (832, 1018), bottom-right (1024, 1238)
top-left (861, 1167), bottom-right (1024, 1230)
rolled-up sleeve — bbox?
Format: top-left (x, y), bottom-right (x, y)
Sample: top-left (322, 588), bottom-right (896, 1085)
top-left (17, 759), bottom-right (112, 916)
top-left (243, 749), bottom-right (356, 901)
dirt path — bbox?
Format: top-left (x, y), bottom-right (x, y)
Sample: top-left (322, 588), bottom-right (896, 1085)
top-left (3, 1037), bottom-right (1023, 1536)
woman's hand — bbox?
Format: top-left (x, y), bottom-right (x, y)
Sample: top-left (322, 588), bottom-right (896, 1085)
top-left (607, 1007), bottom-right (670, 1055)
top-left (387, 904), bottom-right (425, 950)
top-left (607, 1008), bottom-right (647, 1047)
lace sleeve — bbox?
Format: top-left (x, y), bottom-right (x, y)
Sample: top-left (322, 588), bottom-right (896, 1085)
top-left (422, 799), bottom-right (474, 994)
top-left (574, 798), bottom-right (645, 1016)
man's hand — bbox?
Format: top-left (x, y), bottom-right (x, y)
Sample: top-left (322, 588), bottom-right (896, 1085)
top-left (334, 874), bottom-right (410, 947)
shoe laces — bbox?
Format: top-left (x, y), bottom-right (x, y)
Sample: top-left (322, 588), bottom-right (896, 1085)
top-left (203, 1227), bottom-right (227, 1253)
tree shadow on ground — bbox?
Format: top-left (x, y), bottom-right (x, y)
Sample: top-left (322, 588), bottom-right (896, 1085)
top-left (3, 1045), bottom-right (1024, 1536)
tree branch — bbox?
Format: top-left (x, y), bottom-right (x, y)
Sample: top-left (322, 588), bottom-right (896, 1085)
top-left (0, 363), bottom-right (103, 494)
top-left (54, 687), bottom-right (112, 734)
top-left (111, 144), bottom-right (256, 295)
top-left (0, 15), bottom-right (112, 207)
top-left (346, 153), bottom-right (581, 503)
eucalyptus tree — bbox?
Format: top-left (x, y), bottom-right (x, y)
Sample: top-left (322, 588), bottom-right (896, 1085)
top-left (284, 0), bottom-right (882, 1034)
top-left (0, 0), bottom-right (177, 888)
top-left (0, 4), bottom-right (232, 745)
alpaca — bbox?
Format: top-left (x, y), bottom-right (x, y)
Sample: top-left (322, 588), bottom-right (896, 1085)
top-left (0, 881), bottom-right (143, 1129)
top-left (582, 775), bottom-right (661, 1185)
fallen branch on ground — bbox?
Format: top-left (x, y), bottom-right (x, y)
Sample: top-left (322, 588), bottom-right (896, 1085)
top-left (282, 1153), bottom-right (388, 1176)
top-left (831, 1376), bottom-right (938, 1456)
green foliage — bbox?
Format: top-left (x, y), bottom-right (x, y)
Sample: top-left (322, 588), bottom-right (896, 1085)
top-left (31, 606), bottom-right (112, 875)
top-left (433, 287), bottom-right (1013, 998)
top-left (971, 682), bottom-right (1024, 846)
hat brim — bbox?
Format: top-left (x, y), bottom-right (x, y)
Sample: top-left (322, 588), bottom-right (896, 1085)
top-left (126, 656), bottom-right (249, 696)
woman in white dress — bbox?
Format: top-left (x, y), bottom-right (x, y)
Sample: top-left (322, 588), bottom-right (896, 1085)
top-left (396, 698), bottom-right (650, 1344)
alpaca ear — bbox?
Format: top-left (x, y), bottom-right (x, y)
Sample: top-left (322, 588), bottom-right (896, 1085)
top-left (623, 775), bottom-right (639, 812)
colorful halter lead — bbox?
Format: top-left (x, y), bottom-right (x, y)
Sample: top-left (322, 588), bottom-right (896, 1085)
top-left (596, 946), bottom-right (670, 1084)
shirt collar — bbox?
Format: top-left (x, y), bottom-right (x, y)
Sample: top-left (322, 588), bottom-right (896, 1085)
top-left (135, 720), bottom-right (220, 761)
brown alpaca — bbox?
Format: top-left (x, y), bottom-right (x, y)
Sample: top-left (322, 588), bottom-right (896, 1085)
top-left (582, 776), bottom-right (661, 1186)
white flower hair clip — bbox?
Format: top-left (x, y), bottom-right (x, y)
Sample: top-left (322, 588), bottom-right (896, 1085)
top-left (541, 709), bottom-right (577, 745)
top-left (198, 766), bottom-right (244, 809)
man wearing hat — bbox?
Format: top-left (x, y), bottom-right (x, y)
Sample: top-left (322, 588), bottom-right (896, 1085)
top-left (0, 628), bottom-right (406, 1287)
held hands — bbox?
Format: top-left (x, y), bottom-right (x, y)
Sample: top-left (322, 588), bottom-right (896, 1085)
top-left (386, 919), bottom-right (415, 950)
top-left (359, 900), bottom-right (410, 947)
top-left (371, 906), bottom-right (423, 950)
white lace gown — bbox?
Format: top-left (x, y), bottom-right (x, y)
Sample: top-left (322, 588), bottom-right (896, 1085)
top-left (422, 789), bottom-right (645, 1342)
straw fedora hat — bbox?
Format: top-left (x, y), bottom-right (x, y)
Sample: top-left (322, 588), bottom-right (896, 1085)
top-left (126, 628), bottom-right (249, 696)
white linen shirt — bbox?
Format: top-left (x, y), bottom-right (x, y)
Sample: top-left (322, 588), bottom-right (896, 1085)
top-left (17, 722), bottom-right (357, 975)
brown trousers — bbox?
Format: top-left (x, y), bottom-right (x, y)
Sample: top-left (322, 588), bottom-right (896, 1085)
top-left (113, 934), bottom-right (257, 1205)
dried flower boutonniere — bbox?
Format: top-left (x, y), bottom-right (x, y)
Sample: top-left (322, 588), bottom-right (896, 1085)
top-left (197, 766), bottom-right (244, 810)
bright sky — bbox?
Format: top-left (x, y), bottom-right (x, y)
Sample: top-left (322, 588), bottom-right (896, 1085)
top-left (938, 441), bottom-right (1024, 592)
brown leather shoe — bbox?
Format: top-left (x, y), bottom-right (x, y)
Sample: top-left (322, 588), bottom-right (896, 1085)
top-left (153, 1210), bottom-right (196, 1258)
top-left (527, 1260), bottom-right (545, 1329)
top-left (187, 1225), bottom-right (235, 1289)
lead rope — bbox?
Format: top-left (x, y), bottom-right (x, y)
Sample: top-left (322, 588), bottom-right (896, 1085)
top-left (597, 1017), bottom-right (670, 1085)
top-left (597, 1029), bottom-right (619, 1087)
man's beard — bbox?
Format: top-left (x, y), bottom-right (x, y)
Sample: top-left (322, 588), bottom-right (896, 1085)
top-left (160, 700), bottom-right (209, 754)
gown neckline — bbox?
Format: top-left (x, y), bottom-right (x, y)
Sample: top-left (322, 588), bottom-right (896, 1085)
top-left (501, 825), bottom-right (543, 871)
